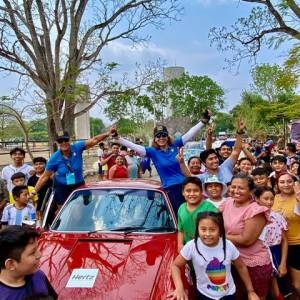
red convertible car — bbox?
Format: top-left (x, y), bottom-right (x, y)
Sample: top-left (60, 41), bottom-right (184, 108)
top-left (38, 179), bottom-right (190, 300)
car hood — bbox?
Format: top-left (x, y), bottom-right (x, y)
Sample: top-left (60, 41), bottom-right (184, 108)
top-left (38, 232), bottom-right (177, 300)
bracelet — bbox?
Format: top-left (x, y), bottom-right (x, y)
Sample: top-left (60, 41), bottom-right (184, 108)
top-left (201, 118), bottom-right (210, 125)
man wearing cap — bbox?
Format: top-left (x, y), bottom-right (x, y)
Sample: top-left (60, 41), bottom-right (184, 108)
top-left (33, 129), bottom-right (113, 208)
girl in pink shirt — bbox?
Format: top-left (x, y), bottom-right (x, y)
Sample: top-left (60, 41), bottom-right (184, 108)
top-left (220, 173), bottom-right (272, 300)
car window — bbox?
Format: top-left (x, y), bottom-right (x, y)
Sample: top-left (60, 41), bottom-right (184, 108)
top-left (51, 189), bottom-right (175, 232)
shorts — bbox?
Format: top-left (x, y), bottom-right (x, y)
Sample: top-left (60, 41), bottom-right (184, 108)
top-left (53, 181), bottom-right (84, 205)
top-left (287, 244), bottom-right (300, 270)
top-left (98, 163), bottom-right (103, 175)
top-left (196, 290), bottom-right (235, 300)
top-left (270, 244), bottom-right (281, 271)
top-left (247, 264), bottom-right (272, 297)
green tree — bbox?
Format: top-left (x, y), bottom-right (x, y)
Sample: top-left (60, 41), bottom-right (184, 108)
top-left (0, 1), bottom-right (181, 152)
top-left (169, 74), bottom-right (224, 123)
top-left (251, 64), bottom-right (297, 101)
top-left (90, 117), bottom-right (105, 137)
top-left (213, 112), bottom-right (235, 134)
top-left (209, 1), bottom-right (300, 66)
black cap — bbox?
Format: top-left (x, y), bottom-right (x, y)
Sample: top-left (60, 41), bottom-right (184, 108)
top-left (56, 131), bottom-right (70, 141)
top-left (153, 125), bottom-right (168, 137)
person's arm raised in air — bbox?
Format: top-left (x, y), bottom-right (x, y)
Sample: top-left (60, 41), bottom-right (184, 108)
top-left (176, 147), bottom-right (191, 177)
top-left (114, 124), bottom-right (146, 156)
top-left (229, 118), bottom-right (245, 166)
top-left (85, 127), bottom-right (115, 150)
top-left (205, 123), bottom-right (215, 150)
top-left (181, 110), bottom-right (211, 145)
top-left (242, 143), bottom-right (257, 165)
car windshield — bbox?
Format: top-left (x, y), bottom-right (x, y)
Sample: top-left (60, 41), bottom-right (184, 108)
top-left (51, 188), bottom-right (176, 233)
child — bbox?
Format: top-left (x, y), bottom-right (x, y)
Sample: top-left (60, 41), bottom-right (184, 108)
top-left (254, 186), bottom-right (288, 300)
top-left (269, 156), bottom-right (287, 189)
top-left (1, 185), bottom-right (36, 226)
top-left (28, 157), bottom-right (53, 212)
top-left (101, 146), bottom-right (109, 179)
top-left (9, 172), bottom-right (38, 206)
top-left (0, 226), bottom-right (57, 299)
top-left (202, 175), bottom-right (227, 208)
top-left (251, 167), bottom-right (269, 188)
top-left (170, 212), bottom-right (259, 300)
top-left (177, 177), bottom-right (218, 253)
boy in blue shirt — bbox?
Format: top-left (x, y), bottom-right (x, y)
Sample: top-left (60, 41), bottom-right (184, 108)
top-left (0, 226), bottom-right (57, 299)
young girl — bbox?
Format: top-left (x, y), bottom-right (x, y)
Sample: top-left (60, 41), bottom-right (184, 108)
top-left (254, 186), bottom-right (288, 300)
top-left (169, 212), bottom-right (259, 300)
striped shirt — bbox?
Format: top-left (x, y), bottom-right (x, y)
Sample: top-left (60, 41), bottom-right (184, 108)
top-left (1, 203), bottom-right (36, 225)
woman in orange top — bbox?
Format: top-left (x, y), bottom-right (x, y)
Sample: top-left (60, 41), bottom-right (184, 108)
top-left (272, 172), bottom-right (300, 297)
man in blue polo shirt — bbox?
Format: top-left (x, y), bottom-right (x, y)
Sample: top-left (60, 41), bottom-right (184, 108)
top-left (33, 129), bottom-right (113, 208)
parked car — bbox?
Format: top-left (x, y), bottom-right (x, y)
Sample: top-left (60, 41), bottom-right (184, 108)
top-left (183, 141), bottom-right (205, 162)
top-left (38, 179), bottom-right (190, 300)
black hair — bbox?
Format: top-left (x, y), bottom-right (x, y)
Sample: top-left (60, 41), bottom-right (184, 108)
top-left (251, 167), bottom-right (269, 177)
top-left (120, 145), bottom-right (127, 151)
top-left (220, 142), bottom-right (232, 150)
top-left (231, 173), bottom-right (255, 191)
top-left (98, 142), bottom-right (104, 147)
top-left (0, 226), bottom-right (39, 269)
top-left (254, 186), bottom-right (275, 198)
top-left (194, 212), bottom-right (226, 263)
top-left (11, 172), bottom-right (26, 181)
top-left (33, 157), bottom-right (47, 164)
top-left (182, 176), bottom-right (202, 190)
top-left (187, 156), bottom-right (201, 165)
top-left (286, 143), bottom-right (297, 153)
top-left (10, 147), bottom-right (26, 157)
top-left (200, 149), bottom-right (218, 164)
top-left (238, 157), bottom-right (252, 165)
top-left (111, 142), bottom-right (120, 147)
top-left (12, 185), bottom-right (28, 199)
top-left (271, 155), bottom-right (287, 164)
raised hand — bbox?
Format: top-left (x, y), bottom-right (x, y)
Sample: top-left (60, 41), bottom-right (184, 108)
top-left (236, 118), bottom-right (245, 134)
top-left (201, 109), bottom-right (211, 124)
top-left (109, 125), bottom-right (118, 137)
top-left (176, 147), bottom-right (184, 164)
top-left (207, 122), bottom-right (215, 136)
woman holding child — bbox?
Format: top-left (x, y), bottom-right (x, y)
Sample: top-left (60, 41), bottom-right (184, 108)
top-left (220, 173), bottom-right (272, 300)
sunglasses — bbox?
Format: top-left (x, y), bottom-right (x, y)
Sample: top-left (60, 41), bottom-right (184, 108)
top-left (57, 138), bottom-right (70, 144)
top-left (155, 133), bottom-right (168, 138)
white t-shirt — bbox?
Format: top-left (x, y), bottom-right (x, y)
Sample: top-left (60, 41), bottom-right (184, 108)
top-left (97, 148), bottom-right (103, 160)
top-left (206, 198), bottom-right (227, 209)
top-left (1, 164), bottom-right (33, 192)
top-left (1, 203), bottom-right (36, 226)
top-left (181, 238), bottom-right (239, 299)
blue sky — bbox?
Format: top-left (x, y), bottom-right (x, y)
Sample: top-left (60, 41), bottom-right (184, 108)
top-left (96, 0), bottom-right (291, 122)
top-left (0, 0), bottom-right (292, 124)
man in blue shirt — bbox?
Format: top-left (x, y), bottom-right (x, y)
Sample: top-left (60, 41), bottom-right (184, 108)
top-left (34, 129), bottom-right (113, 208)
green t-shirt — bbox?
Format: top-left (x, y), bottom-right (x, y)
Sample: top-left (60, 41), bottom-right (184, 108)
top-left (178, 200), bottom-right (218, 244)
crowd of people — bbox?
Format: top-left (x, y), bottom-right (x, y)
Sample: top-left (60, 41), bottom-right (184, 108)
top-left (0, 109), bottom-right (300, 299)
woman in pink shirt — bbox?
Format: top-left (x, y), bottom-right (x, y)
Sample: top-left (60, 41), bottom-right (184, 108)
top-left (220, 173), bottom-right (272, 300)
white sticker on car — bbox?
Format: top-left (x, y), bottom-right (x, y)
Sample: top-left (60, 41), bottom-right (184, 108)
top-left (66, 269), bottom-right (99, 288)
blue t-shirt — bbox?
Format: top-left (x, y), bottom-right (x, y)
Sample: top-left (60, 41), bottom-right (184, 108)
top-left (0, 270), bottom-right (57, 300)
top-left (46, 141), bottom-right (86, 185)
top-left (145, 137), bottom-right (184, 188)
top-left (198, 158), bottom-right (234, 184)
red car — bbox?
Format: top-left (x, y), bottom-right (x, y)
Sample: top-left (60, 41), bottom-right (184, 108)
top-left (38, 179), bottom-right (190, 300)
